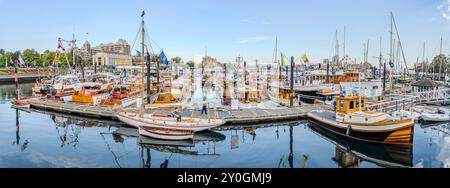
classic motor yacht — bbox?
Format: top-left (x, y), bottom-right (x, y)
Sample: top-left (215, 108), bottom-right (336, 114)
top-left (307, 94), bottom-right (415, 146)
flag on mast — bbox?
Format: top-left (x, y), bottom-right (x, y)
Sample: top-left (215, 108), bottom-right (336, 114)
top-left (19, 55), bottom-right (26, 66)
top-left (159, 51), bottom-right (169, 65)
top-left (302, 53), bottom-right (310, 64)
top-left (280, 52), bottom-right (286, 66)
top-left (57, 38), bottom-right (65, 51)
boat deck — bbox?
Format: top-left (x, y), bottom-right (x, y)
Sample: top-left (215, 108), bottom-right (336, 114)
top-left (307, 110), bottom-right (336, 121)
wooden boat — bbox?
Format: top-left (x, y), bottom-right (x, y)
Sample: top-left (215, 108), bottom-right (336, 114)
top-left (397, 75), bottom-right (413, 84)
top-left (138, 126), bottom-right (194, 140)
top-left (71, 82), bottom-right (112, 105)
top-left (307, 95), bottom-right (414, 146)
top-left (116, 111), bottom-right (225, 132)
top-left (32, 78), bottom-right (52, 96)
top-left (100, 85), bottom-right (141, 107)
top-left (12, 98), bottom-right (30, 106)
top-left (154, 92), bottom-right (181, 104)
top-left (307, 122), bottom-right (412, 168)
top-left (116, 12), bottom-right (224, 141)
top-left (46, 75), bottom-right (82, 100)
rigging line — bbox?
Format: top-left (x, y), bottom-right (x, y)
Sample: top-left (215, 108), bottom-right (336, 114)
top-left (142, 25), bottom-right (155, 54)
top-left (391, 13), bottom-right (409, 73)
top-left (143, 24), bottom-right (162, 53)
top-left (130, 25), bottom-right (142, 54)
top-left (328, 32), bottom-right (335, 60)
top-left (144, 37), bottom-right (155, 55)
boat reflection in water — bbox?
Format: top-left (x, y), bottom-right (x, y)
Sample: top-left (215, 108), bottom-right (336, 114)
top-left (29, 108), bottom-right (123, 148)
top-left (112, 126), bottom-right (226, 168)
top-left (307, 122), bottom-right (413, 168)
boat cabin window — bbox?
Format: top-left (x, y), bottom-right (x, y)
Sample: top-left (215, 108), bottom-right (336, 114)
top-left (349, 101), bottom-right (355, 109)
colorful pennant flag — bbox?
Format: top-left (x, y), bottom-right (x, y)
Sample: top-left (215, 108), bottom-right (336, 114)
top-left (302, 53), bottom-right (309, 64)
top-left (57, 38), bottom-right (65, 51)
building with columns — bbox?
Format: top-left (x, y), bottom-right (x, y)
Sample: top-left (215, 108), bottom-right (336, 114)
top-left (89, 39), bottom-right (132, 67)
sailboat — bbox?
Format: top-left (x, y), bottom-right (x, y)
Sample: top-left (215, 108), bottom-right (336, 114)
top-left (115, 11), bottom-right (225, 140)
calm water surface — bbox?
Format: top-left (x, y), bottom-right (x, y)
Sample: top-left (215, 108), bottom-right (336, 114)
top-left (0, 83), bottom-right (449, 168)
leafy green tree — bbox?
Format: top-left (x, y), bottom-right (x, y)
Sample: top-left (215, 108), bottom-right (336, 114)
top-left (22, 49), bottom-right (41, 66)
top-left (171, 56), bottom-right (182, 64)
top-left (40, 50), bottom-right (56, 66)
top-left (186, 60), bottom-right (195, 69)
top-left (12, 51), bottom-right (21, 62)
top-left (430, 54), bottom-right (449, 73)
top-left (0, 51), bottom-right (14, 67)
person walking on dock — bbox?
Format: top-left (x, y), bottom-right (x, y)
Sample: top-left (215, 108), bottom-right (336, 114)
top-left (50, 87), bottom-right (57, 101)
top-left (201, 96), bottom-right (208, 115)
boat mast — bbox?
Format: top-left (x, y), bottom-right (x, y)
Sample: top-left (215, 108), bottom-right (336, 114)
top-left (389, 13), bottom-right (393, 69)
top-left (335, 29), bottom-right (340, 69)
top-left (343, 25), bottom-right (346, 58)
top-left (379, 37), bottom-right (382, 79)
top-left (358, 61), bottom-right (362, 112)
top-left (439, 37), bottom-right (443, 82)
top-left (422, 42), bottom-right (425, 79)
top-left (391, 12), bottom-right (409, 75)
top-left (140, 10), bottom-right (145, 116)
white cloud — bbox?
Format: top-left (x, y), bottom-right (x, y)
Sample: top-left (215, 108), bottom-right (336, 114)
top-left (437, 4), bottom-right (444, 10)
top-left (240, 19), bottom-right (253, 23)
top-left (443, 13), bottom-right (450, 20)
top-left (238, 36), bottom-right (274, 43)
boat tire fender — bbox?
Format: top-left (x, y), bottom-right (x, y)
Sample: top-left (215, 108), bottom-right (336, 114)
top-left (346, 125), bottom-right (352, 136)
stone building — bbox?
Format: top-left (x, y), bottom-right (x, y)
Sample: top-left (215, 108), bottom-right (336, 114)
top-left (89, 39), bottom-right (132, 67)
top-left (91, 39), bottom-right (131, 55)
top-left (92, 52), bottom-right (132, 67)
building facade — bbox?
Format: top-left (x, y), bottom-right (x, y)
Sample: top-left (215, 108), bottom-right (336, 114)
top-left (92, 52), bottom-right (132, 67)
top-left (85, 39), bottom-right (132, 67)
top-left (91, 39), bottom-right (131, 55)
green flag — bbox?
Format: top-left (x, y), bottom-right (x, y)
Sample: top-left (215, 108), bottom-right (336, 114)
top-left (280, 52), bottom-right (285, 66)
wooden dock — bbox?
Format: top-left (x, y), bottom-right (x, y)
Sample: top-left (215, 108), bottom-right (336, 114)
top-left (24, 97), bottom-right (331, 125)
top-left (0, 73), bottom-right (48, 84)
top-left (28, 97), bottom-right (117, 119)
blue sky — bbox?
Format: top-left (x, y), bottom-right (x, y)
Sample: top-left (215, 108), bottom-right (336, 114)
top-left (0, 0), bottom-right (449, 66)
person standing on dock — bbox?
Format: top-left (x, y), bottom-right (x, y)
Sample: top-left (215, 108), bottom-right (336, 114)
top-left (51, 87), bottom-right (57, 101)
top-left (201, 96), bottom-right (208, 115)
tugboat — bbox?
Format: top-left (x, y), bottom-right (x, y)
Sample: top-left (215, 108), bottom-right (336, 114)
top-left (307, 94), bottom-right (415, 146)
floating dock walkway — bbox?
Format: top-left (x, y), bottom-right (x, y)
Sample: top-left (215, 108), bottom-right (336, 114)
top-left (22, 97), bottom-right (331, 124)
top-left (28, 97), bottom-right (117, 119)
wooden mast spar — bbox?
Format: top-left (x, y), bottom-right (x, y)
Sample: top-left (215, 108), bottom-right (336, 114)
top-left (140, 10), bottom-right (145, 116)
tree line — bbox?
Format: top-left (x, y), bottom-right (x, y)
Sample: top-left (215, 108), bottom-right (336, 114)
top-left (0, 48), bottom-right (84, 68)
top-left (0, 48), bottom-right (192, 69)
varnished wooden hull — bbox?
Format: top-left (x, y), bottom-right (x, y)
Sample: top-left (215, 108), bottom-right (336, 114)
top-left (308, 122), bottom-right (413, 167)
top-left (308, 112), bottom-right (414, 146)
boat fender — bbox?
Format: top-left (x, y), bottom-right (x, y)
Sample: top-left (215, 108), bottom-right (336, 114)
top-left (346, 125), bottom-right (352, 136)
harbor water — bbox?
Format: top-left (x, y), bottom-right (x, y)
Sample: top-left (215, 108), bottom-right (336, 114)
top-left (1, 83), bottom-right (449, 168)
